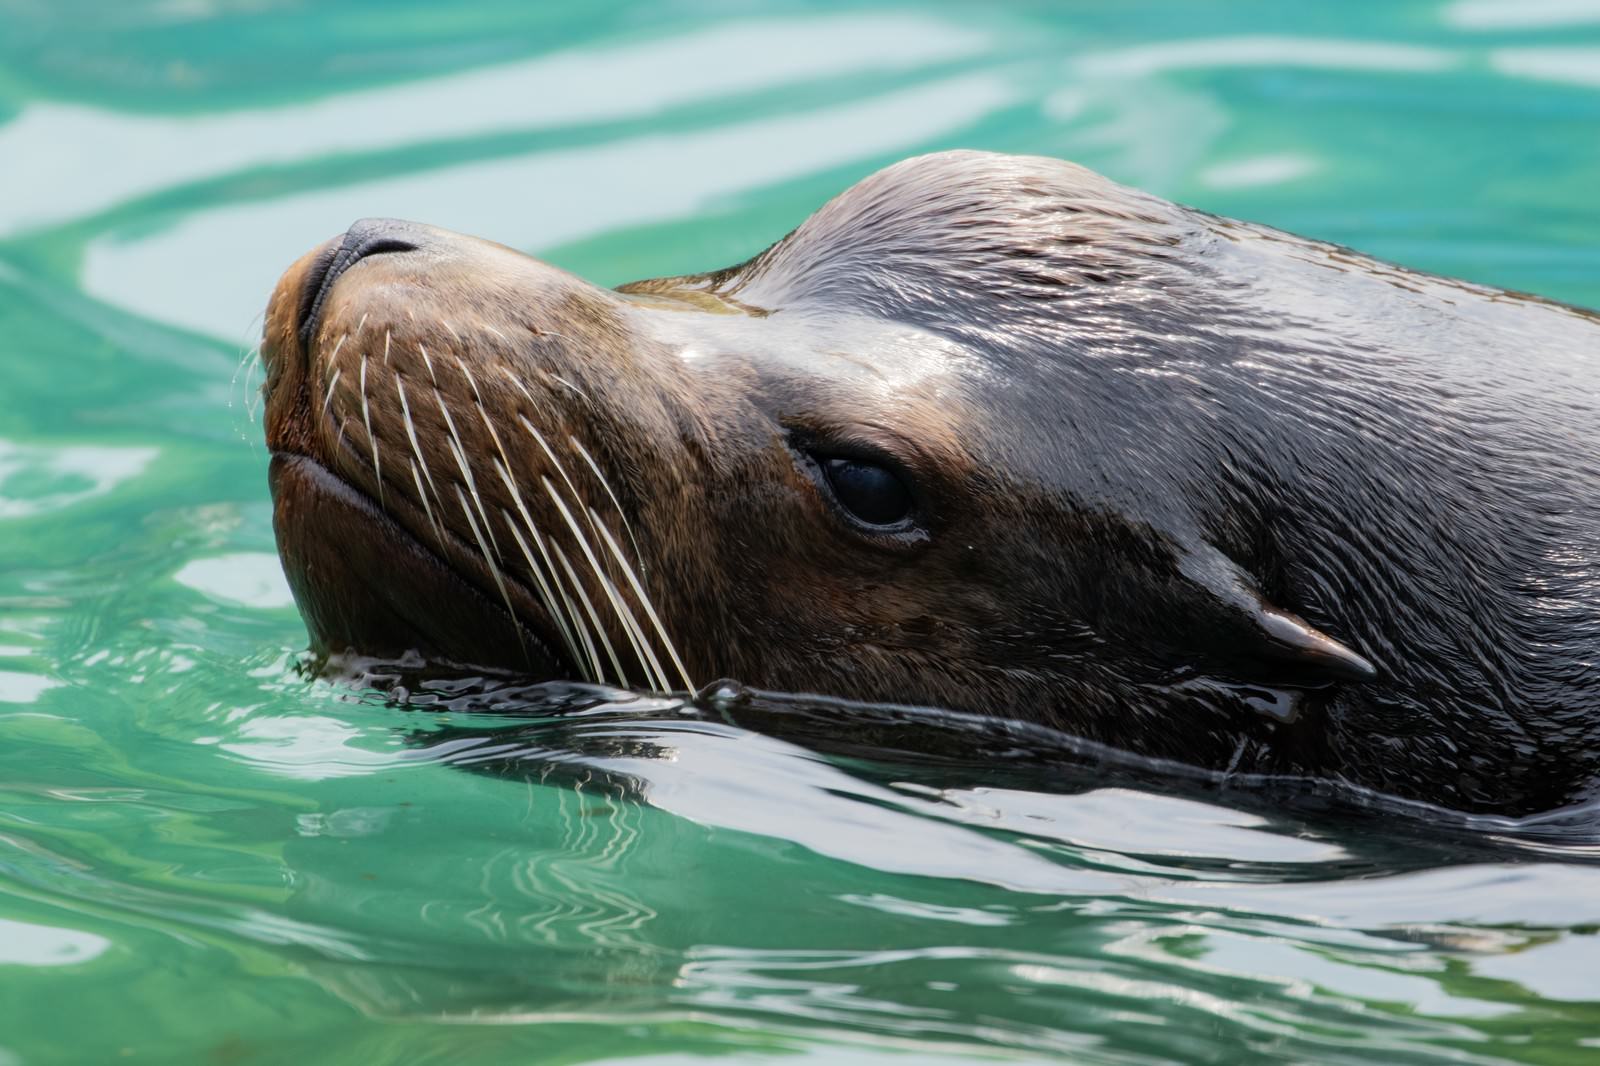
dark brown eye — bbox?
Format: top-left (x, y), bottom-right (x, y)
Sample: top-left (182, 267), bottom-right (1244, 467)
top-left (821, 458), bottom-right (913, 528)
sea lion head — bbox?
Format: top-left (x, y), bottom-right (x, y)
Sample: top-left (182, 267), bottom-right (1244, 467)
top-left (263, 149), bottom-right (1592, 810)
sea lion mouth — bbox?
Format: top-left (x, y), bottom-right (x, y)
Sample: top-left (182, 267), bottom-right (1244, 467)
top-left (268, 451), bottom-right (571, 679)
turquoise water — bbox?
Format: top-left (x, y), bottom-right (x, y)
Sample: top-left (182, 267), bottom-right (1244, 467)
top-left (3, 2), bottom-right (1600, 1062)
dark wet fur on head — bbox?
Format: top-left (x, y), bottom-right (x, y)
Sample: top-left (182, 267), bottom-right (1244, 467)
top-left (261, 150), bottom-right (1600, 817)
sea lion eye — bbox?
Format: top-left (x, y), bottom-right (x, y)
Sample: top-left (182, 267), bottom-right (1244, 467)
top-left (821, 458), bottom-right (914, 528)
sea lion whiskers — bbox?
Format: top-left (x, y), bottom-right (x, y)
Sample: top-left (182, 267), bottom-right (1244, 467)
top-left (432, 385), bottom-right (502, 561)
top-left (456, 356), bottom-right (594, 670)
top-left (516, 416), bottom-right (604, 547)
top-left (358, 352), bottom-right (382, 505)
top-left (550, 537), bottom-right (625, 686)
top-left (571, 437), bottom-right (644, 576)
top-left (542, 475), bottom-right (669, 692)
top-left (233, 342), bottom-right (263, 426)
top-left (320, 367), bottom-right (342, 420)
top-left (528, 517), bottom-right (605, 683)
top-left (588, 506), bottom-right (694, 692)
top-left (498, 362), bottom-right (590, 416)
top-left (408, 457), bottom-right (442, 544)
top-left (452, 484), bottom-right (523, 663)
top-left (417, 342), bottom-right (438, 384)
top-left (501, 353), bottom-right (681, 690)
top-left (454, 357), bottom-right (522, 492)
top-left (516, 413), bottom-right (668, 681)
top-left (393, 376), bottom-right (445, 540)
top-left (570, 436), bottom-right (692, 688)
top-left (498, 356), bottom-right (579, 399)
top-left (382, 329), bottom-right (392, 366)
top-left (500, 501), bottom-right (589, 680)
top-left (550, 373), bottom-right (587, 402)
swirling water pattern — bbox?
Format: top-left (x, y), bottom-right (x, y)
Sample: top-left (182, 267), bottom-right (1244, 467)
top-left (0, 2), bottom-right (1598, 1062)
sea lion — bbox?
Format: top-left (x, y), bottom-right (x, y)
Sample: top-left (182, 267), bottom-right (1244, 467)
top-left (259, 150), bottom-right (1600, 817)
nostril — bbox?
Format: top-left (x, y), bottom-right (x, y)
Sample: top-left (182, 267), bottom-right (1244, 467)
top-left (296, 218), bottom-right (421, 348)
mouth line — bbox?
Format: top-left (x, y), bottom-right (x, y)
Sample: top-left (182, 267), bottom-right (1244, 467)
top-left (269, 447), bottom-right (574, 681)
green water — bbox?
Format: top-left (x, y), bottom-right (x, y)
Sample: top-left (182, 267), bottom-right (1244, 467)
top-left (3, 1), bottom-right (1599, 1062)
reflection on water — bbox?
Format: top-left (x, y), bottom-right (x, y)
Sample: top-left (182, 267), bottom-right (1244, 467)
top-left (0, 14), bottom-right (988, 237)
top-left (232, 680), bottom-right (1600, 1061)
top-left (1, 1), bottom-right (1599, 1063)
top-left (1445, 0), bottom-right (1600, 30)
top-left (82, 72), bottom-right (1019, 338)
top-left (1490, 45), bottom-right (1600, 84)
top-left (0, 439), bottom-right (158, 519)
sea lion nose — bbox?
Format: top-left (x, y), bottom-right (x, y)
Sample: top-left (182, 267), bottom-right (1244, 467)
top-left (295, 218), bottom-right (423, 347)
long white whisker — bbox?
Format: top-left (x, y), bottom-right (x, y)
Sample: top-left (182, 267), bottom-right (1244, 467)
top-left (598, 568), bottom-right (665, 693)
top-left (543, 477), bottom-right (665, 692)
top-left (410, 458), bottom-right (442, 543)
top-left (461, 367), bottom-right (585, 671)
top-left (394, 376), bottom-right (445, 522)
top-left (550, 540), bottom-right (625, 687)
top-left (467, 386), bottom-right (595, 682)
top-left (320, 367), bottom-right (342, 420)
top-left (550, 373), bottom-right (588, 401)
top-left (518, 416), bottom-right (590, 515)
top-left (492, 453), bottom-right (580, 652)
top-left (589, 507), bottom-right (693, 692)
top-left (501, 508), bottom-right (586, 677)
top-left (417, 342), bottom-right (438, 384)
top-left (508, 384), bottom-right (671, 689)
top-left (457, 358), bottom-right (521, 484)
top-left (517, 415), bottom-right (620, 561)
top-left (499, 362), bottom-right (587, 410)
top-left (232, 343), bottom-right (264, 428)
top-left (359, 353), bottom-right (382, 504)
top-left (497, 365), bottom-right (674, 689)
top-left (571, 437), bottom-right (644, 572)
top-left (568, 507), bottom-right (668, 692)
top-left (454, 486), bottom-right (524, 661)
top-left (531, 523), bottom-right (603, 683)
top-left (434, 387), bottom-right (500, 561)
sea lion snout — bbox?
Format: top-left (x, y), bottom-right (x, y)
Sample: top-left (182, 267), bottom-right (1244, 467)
top-left (294, 218), bottom-right (422, 347)
top-left (260, 217), bottom-right (704, 689)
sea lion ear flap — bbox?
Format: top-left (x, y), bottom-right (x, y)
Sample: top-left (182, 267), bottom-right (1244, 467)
top-left (1178, 547), bottom-right (1378, 684)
